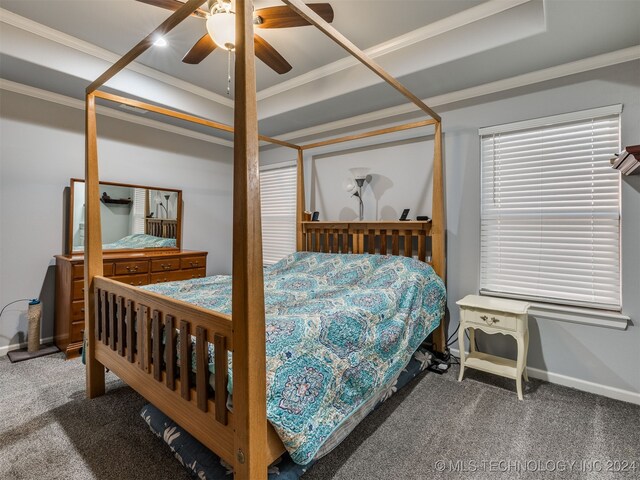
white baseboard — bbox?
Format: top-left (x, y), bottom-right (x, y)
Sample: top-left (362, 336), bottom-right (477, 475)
top-left (0, 336), bottom-right (54, 357)
top-left (449, 348), bottom-right (640, 406)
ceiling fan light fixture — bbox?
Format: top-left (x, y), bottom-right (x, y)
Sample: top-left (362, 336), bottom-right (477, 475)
top-left (206, 11), bottom-right (236, 51)
top-left (153, 36), bottom-right (167, 47)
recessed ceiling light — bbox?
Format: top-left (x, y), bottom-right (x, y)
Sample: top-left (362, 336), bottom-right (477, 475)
top-left (154, 37), bottom-right (167, 47)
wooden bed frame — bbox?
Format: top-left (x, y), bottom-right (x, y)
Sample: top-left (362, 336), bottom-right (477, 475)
top-left (83, 1), bottom-right (445, 478)
top-left (145, 218), bottom-right (178, 239)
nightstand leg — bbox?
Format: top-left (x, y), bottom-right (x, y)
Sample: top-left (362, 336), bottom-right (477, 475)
top-left (458, 326), bottom-right (466, 382)
top-left (523, 330), bottom-right (529, 382)
top-left (515, 335), bottom-right (525, 400)
top-left (469, 328), bottom-right (477, 353)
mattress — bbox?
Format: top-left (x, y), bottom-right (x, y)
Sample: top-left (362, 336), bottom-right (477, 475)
top-left (143, 251), bottom-right (446, 464)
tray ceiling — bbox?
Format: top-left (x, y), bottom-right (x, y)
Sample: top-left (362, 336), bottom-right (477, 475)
top-left (1, 0), bottom-right (638, 141)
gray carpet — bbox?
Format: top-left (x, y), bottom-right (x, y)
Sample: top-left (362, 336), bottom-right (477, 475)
top-left (1, 353), bottom-right (638, 480)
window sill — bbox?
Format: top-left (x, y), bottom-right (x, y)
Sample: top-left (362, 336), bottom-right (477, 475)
top-left (478, 293), bottom-right (629, 330)
top-left (527, 303), bottom-right (629, 330)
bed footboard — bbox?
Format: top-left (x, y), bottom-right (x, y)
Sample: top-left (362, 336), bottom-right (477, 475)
top-left (91, 276), bottom-right (285, 467)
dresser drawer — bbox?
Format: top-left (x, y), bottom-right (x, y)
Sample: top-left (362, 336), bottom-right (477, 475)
top-left (71, 300), bottom-right (85, 321)
top-left (71, 320), bottom-right (85, 343)
top-left (150, 268), bottom-right (206, 284)
top-left (465, 309), bottom-right (518, 331)
top-left (114, 260), bottom-right (149, 275)
top-left (115, 273), bottom-right (149, 287)
top-left (180, 256), bottom-right (206, 270)
top-left (72, 280), bottom-right (85, 301)
top-left (72, 262), bottom-right (114, 278)
top-left (151, 258), bottom-right (180, 272)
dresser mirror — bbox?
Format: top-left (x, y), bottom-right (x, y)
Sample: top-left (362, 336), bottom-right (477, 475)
top-left (68, 178), bottom-right (182, 253)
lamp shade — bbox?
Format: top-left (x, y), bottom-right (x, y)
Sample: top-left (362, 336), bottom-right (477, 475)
top-left (349, 167), bottom-right (370, 180)
top-left (206, 12), bottom-right (236, 50)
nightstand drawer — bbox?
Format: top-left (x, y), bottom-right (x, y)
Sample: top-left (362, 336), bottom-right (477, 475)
top-left (465, 309), bottom-right (517, 331)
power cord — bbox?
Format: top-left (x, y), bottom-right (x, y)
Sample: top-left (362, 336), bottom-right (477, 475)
top-left (0, 299), bottom-right (34, 319)
top-left (447, 324), bottom-right (479, 351)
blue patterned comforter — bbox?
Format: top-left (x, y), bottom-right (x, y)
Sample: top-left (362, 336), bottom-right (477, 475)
top-left (144, 252), bottom-right (446, 464)
top-left (106, 233), bottom-right (176, 249)
top-left (74, 233), bottom-right (176, 251)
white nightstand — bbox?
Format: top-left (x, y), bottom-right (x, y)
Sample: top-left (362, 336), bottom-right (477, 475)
top-left (456, 295), bottom-right (530, 400)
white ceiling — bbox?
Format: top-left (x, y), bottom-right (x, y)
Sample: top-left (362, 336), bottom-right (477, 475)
top-left (1, 0), bottom-right (639, 141)
top-left (0, 0), bottom-right (485, 94)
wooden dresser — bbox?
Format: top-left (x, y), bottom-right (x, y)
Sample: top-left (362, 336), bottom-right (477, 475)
top-left (55, 249), bottom-right (208, 358)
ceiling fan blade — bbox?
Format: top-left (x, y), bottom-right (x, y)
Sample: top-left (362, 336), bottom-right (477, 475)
top-left (182, 34), bottom-right (217, 64)
top-left (254, 35), bottom-right (292, 74)
top-left (255, 3), bottom-right (334, 29)
top-left (135, 0), bottom-right (209, 19)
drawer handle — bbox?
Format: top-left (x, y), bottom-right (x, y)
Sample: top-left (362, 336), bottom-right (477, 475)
top-left (190, 261), bottom-right (199, 267)
top-left (161, 264), bottom-right (172, 270)
top-left (80, 308), bottom-right (85, 313)
top-left (126, 265), bottom-right (139, 272)
top-left (480, 315), bottom-right (497, 325)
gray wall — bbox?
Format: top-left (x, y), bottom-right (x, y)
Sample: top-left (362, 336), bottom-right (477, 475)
top-left (439, 61), bottom-right (639, 398)
top-left (311, 138), bottom-right (434, 222)
top-left (97, 185), bottom-right (134, 243)
top-left (0, 90), bottom-right (233, 352)
top-left (263, 61), bottom-right (639, 399)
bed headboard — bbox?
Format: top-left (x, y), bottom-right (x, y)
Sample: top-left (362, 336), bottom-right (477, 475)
top-left (145, 218), bottom-right (178, 239)
top-left (301, 221), bottom-right (433, 264)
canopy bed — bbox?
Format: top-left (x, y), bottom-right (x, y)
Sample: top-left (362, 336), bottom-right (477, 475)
top-left (82, 1), bottom-right (446, 478)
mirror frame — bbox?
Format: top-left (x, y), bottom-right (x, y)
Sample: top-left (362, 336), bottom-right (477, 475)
top-left (67, 178), bottom-right (183, 254)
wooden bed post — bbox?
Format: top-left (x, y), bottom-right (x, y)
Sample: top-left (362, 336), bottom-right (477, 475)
top-left (231, 1), bottom-right (268, 479)
top-left (84, 93), bottom-right (106, 398)
top-left (296, 148), bottom-right (305, 251)
top-left (430, 120), bottom-right (446, 353)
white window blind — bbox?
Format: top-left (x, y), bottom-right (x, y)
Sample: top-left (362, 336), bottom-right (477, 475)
top-left (131, 188), bottom-right (146, 234)
top-left (260, 163), bottom-right (297, 265)
top-left (480, 105), bottom-right (622, 310)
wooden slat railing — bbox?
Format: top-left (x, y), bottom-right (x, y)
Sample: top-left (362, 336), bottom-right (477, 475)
top-left (301, 221), bottom-right (433, 263)
top-left (93, 276), bottom-right (233, 425)
top-left (145, 218), bottom-right (178, 239)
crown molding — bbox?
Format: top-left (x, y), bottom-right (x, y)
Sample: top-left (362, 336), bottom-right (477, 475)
top-left (0, 8), bottom-right (234, 108)
top-left (256, 0), bottom-right (533, 101)
top-left (274, 45), bottom-right (640, 143)
top-left (1, 1), bottom-right (534, 112)
top-left (0, 78), bottom-right (234, 148)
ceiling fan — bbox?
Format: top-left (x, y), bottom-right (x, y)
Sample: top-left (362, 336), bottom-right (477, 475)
top-left (136, 0), bottom-right (335, 74)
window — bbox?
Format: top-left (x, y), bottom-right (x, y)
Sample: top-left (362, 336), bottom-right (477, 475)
top-left (260, 162), bottom-right (297, 265)
top-left (130, 188), bottom-right (146, 234)
top-left (479, 105), bottom-right (622, 310)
